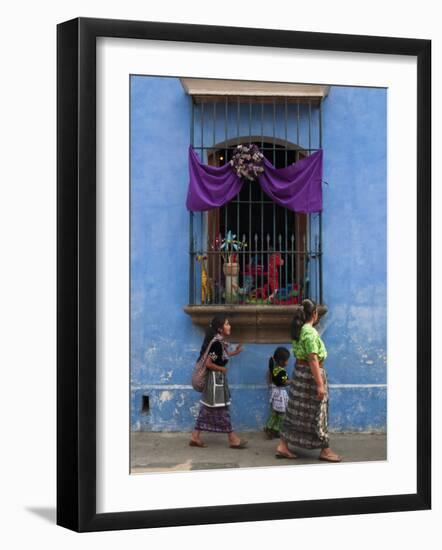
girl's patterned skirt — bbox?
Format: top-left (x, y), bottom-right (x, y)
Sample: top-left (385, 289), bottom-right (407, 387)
top-left (194, 404), bottom-right (233, 433)
top-left (264, 385), bottom-right (288, 437)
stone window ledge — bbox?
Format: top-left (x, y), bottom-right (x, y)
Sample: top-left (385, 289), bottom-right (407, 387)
top-left (184, 304), bottom-right (327, 344)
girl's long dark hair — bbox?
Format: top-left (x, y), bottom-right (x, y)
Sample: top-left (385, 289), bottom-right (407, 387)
top-left (268, 346), bottom-right (290, 373)
top-left (198, 314), bottom-right (227, 359)
top-left (290, 299), bottom-right (317, 341)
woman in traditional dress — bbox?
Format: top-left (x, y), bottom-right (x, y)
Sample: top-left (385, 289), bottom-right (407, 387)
top-left (275, 299), bottom-right (342, 462)
top-left (189, 315), bottom-right (247, 449)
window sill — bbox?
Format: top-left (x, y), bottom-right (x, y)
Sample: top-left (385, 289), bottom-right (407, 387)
top-left (183, 304), bottom-right (327, 344)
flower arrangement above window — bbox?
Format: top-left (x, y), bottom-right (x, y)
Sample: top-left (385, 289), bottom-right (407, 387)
top-left (229, 144), bottom-right (265, 181)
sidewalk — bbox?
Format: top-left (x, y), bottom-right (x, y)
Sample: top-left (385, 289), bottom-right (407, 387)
top-left (131, 431), bottom-right (386, 473)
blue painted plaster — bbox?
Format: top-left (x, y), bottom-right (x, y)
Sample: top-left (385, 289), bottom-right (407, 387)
top-left (130, 76), bottom-right (387, 432)
top-left (130, 385), bottom-right (386, 432)
top-left (322, 86), bottom-right (387, 386)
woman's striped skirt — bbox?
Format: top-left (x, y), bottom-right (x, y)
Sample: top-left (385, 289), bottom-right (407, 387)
top-left (280, 364), bottom-right (329, 449)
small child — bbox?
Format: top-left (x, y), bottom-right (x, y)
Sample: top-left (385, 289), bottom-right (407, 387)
top-left (264, 346), bottom-right (291, 439)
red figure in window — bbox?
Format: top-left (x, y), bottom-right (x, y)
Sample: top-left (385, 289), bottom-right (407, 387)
top-left (268, 252), bottom-right (284, 300)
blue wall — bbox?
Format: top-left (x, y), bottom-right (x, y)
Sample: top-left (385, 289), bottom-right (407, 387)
top-left (321, 86), bottom-right (387, 429)
top-left (130, 76), bottom-right (387, 432)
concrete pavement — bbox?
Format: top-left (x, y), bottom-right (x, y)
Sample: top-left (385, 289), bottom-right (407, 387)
top-left (130, 431), bottom-right (386, 473)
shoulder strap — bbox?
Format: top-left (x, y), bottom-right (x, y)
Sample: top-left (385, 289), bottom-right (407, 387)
top-left (200, 335), bottom-right (219, 365)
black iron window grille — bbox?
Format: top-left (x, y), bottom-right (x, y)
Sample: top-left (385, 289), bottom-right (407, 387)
top-left (189, 96), bottom-right (323, 307)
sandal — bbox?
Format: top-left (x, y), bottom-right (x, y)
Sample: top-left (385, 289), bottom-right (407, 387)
top-left (275, 451), bottom-right (298, 459)
top-left (229, 438), bottom-right (248, 449)
top-left (319, 452), bottom-right (342, 462)
top-left (189, 439), bottom-right (207, 448)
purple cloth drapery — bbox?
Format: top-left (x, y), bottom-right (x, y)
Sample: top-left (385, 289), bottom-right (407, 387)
top-left (186, 146), bottom-right (323, 213)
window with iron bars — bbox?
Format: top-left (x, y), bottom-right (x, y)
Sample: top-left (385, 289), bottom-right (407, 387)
top-left (188, 97), bottom-right (323, 308)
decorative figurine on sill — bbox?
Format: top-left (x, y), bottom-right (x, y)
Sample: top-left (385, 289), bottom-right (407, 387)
top-left (290, 282), bottom-right (301, 304)
top-left (219, 231), bottom-right (247, 303)
top-left (231, 275), bottom-right (254, 301)
top-left (279, 283), bottom-right (300, 304)
top-left (196, 254), bottom-right (213, 304)
top-left (276, 282), bottom-right (300, 303)
top-left (267, 252), bottom-right (284, 301)
top-left (253, 286), bottom-right (268, 301)
top-left (244, 255), bottom-right (264, 278)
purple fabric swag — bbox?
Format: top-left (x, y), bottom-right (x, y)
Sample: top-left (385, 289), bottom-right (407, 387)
top-left (186, 146), bottom-right (323, 213)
